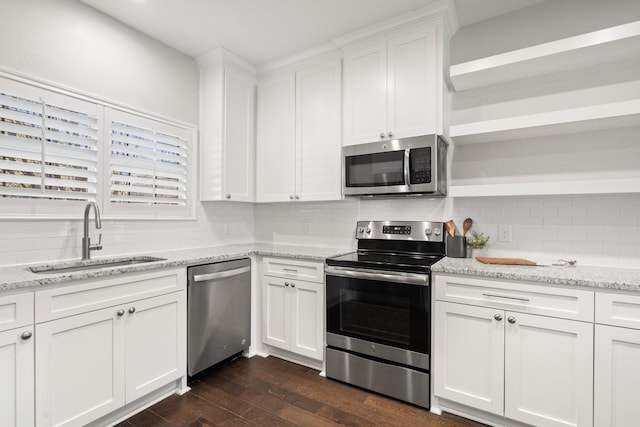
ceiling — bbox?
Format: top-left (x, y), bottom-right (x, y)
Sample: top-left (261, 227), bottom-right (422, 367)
top-left (79, 0), bottom-right (547, 65)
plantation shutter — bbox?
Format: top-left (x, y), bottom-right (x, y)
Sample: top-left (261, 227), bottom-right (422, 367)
top-left (108, 109), bottom-right (189, 207)
top-left (0, 80), bottom-right (98, 201)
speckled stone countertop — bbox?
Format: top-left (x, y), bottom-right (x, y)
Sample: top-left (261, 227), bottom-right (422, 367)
top-left (432, 257), bottom-right (640, 292)
top-left (0, 243), bottom-right (353, 293)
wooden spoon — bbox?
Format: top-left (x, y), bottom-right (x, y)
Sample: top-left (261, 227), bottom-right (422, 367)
top-left (445, 220), bottom-right (456, 237)
top-left (462, 218), bottom-right (473, 236)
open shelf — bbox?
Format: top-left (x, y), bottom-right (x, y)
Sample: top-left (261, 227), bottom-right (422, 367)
top-left (450, 99), bottom-right (640, 144)
top-left (449, 178), bottom-right (640, 198)
top-left (450, 21), bottom-right (640, 91)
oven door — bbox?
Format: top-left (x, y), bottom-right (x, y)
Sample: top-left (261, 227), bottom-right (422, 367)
top-left (325, 266), bottom-right (430, 369)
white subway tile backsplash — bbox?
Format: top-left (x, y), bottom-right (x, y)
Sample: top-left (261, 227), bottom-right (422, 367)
top-left (2, 193), bottom-right (639, 269)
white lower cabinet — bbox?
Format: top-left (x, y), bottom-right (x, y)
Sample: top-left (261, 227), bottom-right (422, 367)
top-left (261, 257), bottom-right (324, 361)
top-left (0, 292), bottom-right (34, 427)
top-left (434, 274), bottom-right (594, 427)
top-left (594, 292), bottom-right (640, 427)
top-left (0, 326), bottom-right (34, 427)
top-left (34, 268), bottom-right (186, 427)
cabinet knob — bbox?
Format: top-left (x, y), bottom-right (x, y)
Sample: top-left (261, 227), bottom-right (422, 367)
top-left (507, 316), bottom-right (517, 324)
top-left (289, 195), bottom-right (294, 200)
top-left (291, 282), bottom-right (296, 288)
top-left (388, 132), bottom-right (393, 138)
top-left (285, 282), bottom-right (290, 287)
top-left (117, 309), bottom-right (125, 317)
top-left (295, 195), bottom-right (300, 200)
top-left (379, 132), bottom-right (385, 139)
top-left (494, 314), bottom-right (503, 321)
top-left (21, 331), bottom-right (32, 340)
top-left (129, 307), bottom-right (136, 314)
top-left (226, 194), bottom-right (231, 199)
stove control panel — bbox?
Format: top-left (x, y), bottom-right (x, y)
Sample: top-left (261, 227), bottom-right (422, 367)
top-left (356, 221), bottom-right (444, 242)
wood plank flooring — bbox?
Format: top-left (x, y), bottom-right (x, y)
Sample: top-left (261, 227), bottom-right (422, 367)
top-left (118, 355), bottom-right (487, 427)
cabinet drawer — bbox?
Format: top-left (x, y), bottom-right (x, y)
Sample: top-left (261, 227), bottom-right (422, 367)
top-left (435, 274), bottom-right (594, 322)
top-left (0, 292), bottom-right (33, 332)
top-left (35, 268), bottom-right (186, 323)
top-left (263, 257), bottom-right (323, 283)
top-left (596, 292), bottom-right (640, 329)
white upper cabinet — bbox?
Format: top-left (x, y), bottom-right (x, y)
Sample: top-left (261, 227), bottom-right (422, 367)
top-left (197, 48), bottom-right (256, 202)
top-left (256, 53), bottom-right (342, 202)
top-left (339, 5), bottom-right (453, 146)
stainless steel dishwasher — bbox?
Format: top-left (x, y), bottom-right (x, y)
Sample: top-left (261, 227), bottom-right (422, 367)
top-left (187, 258), bottom-right (251, 376)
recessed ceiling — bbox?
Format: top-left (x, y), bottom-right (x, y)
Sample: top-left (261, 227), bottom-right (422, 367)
top-left (79, 0), bottom-right (547, 65)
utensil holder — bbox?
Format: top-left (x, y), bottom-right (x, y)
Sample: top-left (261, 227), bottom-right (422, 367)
top-left (446, 236), bottom-right (467, 258)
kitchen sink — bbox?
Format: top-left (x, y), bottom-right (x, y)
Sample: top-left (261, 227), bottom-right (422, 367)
top-left (28, 256), bottom-right (167, 274)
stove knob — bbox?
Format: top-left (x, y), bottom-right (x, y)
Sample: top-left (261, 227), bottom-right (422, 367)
top-left (365, 228), bottom-right (372, 235)
top-left (425, 227), bottom-right (432, 236)
top-left (434, 227), bottom-right (441, 236)
top-left (357, 227), bottom-right (365, 235)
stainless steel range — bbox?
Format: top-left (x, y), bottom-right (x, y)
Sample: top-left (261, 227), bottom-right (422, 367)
top-left (324, 220), bottom-right (445, 409)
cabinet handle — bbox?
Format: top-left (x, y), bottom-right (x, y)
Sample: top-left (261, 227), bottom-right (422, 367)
top-left (226, 194), bottom-right (231, 199)
top-left (494, 314), bottom-right (503, 321)
top-left (117, 309), bottom-right (125, 317)
top-left (129, 307), bottom-right (136, 314)
top-left (21, 331), bottom-right (32, 340)
top-left (507, 316), bottom-right (517, 324)
top-left (388, 132), bottom-right (393, 138)
top-left (482, 293), bottom-right (530, 302)
top-left (379, 132), bottom-right (385, 138)
top-left (283, 268), bottom-right (298, 273)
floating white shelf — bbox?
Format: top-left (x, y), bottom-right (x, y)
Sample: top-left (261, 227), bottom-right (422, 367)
top-left (449, 178), bottom-right (640, 198)
top-left (450, 99), bottom-right (640, 145)
top-left (450, 21), bottom-right (640, 91)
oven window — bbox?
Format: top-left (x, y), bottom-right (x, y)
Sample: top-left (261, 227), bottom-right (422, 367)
top-left (345, 150), bottom-right (405, 187)
top-left (326, 275), bottom-right (429, 354)
top-left (340, 289), bottom-right (411, 346)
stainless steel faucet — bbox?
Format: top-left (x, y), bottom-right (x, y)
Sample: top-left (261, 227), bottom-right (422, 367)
top-left (82, 202), bottom-right (103, 260)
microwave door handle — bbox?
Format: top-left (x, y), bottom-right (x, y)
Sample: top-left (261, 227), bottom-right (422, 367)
top-left (404, 149), bottom-right (411, 186)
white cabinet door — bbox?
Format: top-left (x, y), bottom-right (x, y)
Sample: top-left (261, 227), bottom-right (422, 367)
top-left (342, 41), bottom-right (387, 145)
top-left (387, 26), bottom-right (436, 139)
top-left (256, 73), bottom-right (296, 202)
top-left (125, 292), bottom-right (186, 402)
top-left (434, 301), bottom-right (504, 415)
top-left (222, 65), bottom-right (255, 202)
top-left (295, 58), bottom-right (342, 201)
top-left (262, 276), bottom-right (291, 350)
top-left (290, 280), bottom-right (323, 360)
top-left (36, 307), bottom-right (125, 427)
top-left (594, 324), bottom-right (640, 427)
top-left (504, 312), bottom-right (593, 427)
top-left (0, 327), bottom-right (34, 427)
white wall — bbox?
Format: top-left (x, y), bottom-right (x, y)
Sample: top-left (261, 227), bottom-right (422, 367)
top-left (255, 194), bottom-right (640, 269)
top-left (0, 0), bottom-right (199, 123)
top-left (0, 0), bottom-right (255, 267)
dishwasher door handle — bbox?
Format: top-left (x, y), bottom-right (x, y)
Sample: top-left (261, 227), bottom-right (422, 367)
top-left (193, 266), bottom-right (251, 283)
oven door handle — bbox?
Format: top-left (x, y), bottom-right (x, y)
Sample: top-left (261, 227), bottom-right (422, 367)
top-left (325, 266), bottom-right (429, 286)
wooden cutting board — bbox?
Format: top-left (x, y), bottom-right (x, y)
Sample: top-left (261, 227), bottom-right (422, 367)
top-left (475, 256), bottom-right (537, 266)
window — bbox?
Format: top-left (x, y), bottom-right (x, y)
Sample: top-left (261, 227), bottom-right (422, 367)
top-left (104, 108), bottom-right (192, 218)
top-left (0, 75), bottom-right (194, 219)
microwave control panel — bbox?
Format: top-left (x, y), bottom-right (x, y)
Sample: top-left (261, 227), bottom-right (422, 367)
top-left (409, 147), bottom-right (432, 184)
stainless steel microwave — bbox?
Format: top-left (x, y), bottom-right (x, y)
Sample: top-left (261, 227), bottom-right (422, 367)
top-left (343, 134), bottom-right (448, 197)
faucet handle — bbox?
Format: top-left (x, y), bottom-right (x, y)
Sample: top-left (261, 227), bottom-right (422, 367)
top-left (92, 233), bottom-right (103, 251)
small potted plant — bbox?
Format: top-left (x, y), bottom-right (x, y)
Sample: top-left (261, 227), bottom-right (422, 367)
top-left (467, 231), bottom-right (489, 257)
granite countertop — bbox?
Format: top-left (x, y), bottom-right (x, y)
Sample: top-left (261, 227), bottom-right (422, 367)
top-left (0, 243), bottom-right (354, 293)
top-left (432, 257), bottom-right (640, 292)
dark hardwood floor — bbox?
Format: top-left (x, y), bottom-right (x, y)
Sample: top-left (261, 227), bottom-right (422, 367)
top-left (118, 355), bottom-right (486, 426)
